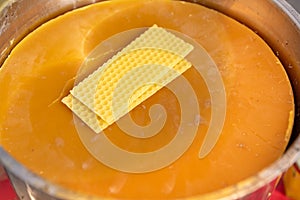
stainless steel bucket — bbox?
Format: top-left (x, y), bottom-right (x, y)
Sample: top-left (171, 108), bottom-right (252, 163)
top-left (0, 0), bottom-right (299, 199)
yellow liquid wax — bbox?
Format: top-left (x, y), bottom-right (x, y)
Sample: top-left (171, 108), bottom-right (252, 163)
top-left (0, 0), bottom-right (294, 199)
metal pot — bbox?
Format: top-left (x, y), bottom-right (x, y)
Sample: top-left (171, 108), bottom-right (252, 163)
top-left (0, 0), bottom-right (299, 199)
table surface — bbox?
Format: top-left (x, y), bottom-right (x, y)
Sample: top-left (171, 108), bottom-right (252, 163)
top-left (287, 0), bottom-right (300, 11)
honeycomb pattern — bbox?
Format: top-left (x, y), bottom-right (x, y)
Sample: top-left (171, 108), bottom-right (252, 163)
top-left (110, 58), bottom-right (192, 124)
top-left (122, 24), bottom-right (193, 56)
top-left (62, 94), bottom-right (108, 133)
top-left (130, 59), bottom-right (192, 110)
top-left (63, 25), bottom-right (194, 133)
top-left (73, 48), bottom-right (190, 124)
top-left (62, 59), bottom-right (191, 133)
top-left (70, 24), bottom-right (193, 109)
